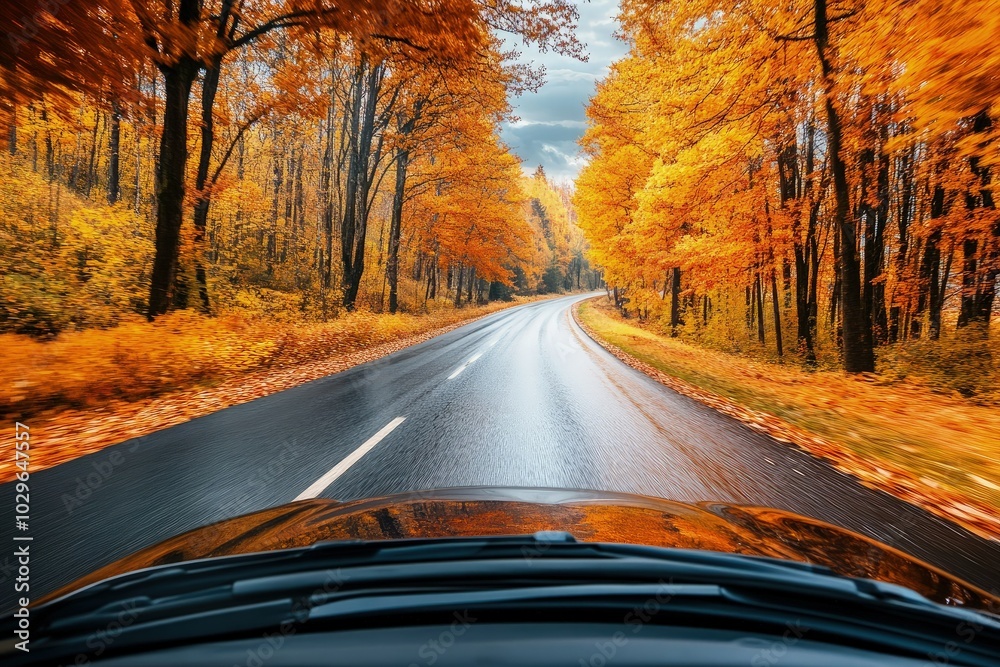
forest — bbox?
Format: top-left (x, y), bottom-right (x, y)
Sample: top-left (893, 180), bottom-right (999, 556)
top-left (2, 0), bottom-right (998, 414)
top-left (0, 0), bottom-right (595, 339)
top-left (576, 0), bottom-right (999, 389)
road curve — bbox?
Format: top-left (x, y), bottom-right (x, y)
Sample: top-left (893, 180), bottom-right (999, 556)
top-left (2, 293), bottom-right (999, 608)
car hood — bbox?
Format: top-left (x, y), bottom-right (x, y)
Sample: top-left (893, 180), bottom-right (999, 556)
top-left (42, 487), bottom-right (999, 610)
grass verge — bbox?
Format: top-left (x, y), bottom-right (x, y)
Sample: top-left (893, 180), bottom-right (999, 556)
top-left (576, 297), bottom-right (1000, 539)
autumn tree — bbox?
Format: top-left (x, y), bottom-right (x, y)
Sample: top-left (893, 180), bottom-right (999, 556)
top-left (579, 0), bottom-right (997, 376)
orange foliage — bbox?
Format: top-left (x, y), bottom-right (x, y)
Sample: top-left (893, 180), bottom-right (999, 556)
top-left (578, 0), bottom-right (999, 380)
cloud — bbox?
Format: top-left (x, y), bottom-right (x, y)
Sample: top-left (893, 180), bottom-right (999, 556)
top-left (507, 119), bottom-right (587, 129)
top-left (545, 68), bottom-right (600, 82)
top-left (500, 122), bottom-right (588, 183)
top-left (498, 0), bottom-right (628, 182)
top-left (541, 143), bottom-right (589, 168)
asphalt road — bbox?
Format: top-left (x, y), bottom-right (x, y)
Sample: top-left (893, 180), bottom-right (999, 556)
top-left (2, 293), bottom-right (999, 609)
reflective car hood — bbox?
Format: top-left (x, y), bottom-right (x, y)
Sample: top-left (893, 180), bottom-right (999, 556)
top-left (44, 487), bottom-right (999, 610)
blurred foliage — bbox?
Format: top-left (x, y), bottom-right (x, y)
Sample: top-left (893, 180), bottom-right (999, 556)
top-left (576, 0), bottom-right (1000, 378)
top-left (879, 324), bottom-right (1000, 402)
top-left (0, 159), bottom-right (153, 335)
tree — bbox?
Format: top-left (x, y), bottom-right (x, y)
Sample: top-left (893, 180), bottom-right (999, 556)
top-left (579, 0), bottom-right (997, 371)
top-left (132, 0), bottom-right (493, 317)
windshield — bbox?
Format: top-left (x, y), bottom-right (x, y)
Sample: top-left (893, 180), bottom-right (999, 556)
top-left (1, 0), bottom-right (999, 657)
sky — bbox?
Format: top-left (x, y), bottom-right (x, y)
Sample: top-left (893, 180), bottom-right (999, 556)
top-left (499, 0), bottom-right (629, 185)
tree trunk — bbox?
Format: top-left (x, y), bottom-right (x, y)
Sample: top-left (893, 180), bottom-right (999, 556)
top-left (387, 148), bottom-right (408, 313)
top-left (781, 133), bottom-right (816, 361)
top-left (889, 146), bottom-right (914, 342)
top-left (189, 60), bottom-right (222, 312)
top-left (340, 62), bottom-right (368, 309)
top-left (957, 111), bottom-right (996, 333)
top-left (745, 285), bottom-right (753, 331)
top-left (69, 112), bottom-right (82, 190)
top-left (281, 147), bottom-right (294, 263)
top-left (771, 271), bottom-right (783, 357)
top-left (268, 129), bottom-right (283, 273)
top-left (454, 264), bottom-right (465, 307)
top-left (320, 74), bottom-right (336, 289)
top-left (428, 254), bottom-right (438, 300)
top-left (341, 59), bottom-right (388, 310)
top-left (133, 103), bottom-right (142, 213)
top-left (292, 146), bottom-right (305, 273)
top-left (859, 146), bottom-right (876, 355)
top-left (914, 182), bottom-right (946, 339)
top-left (935, 246), bottom-right (953, 339)
top-left (793, 239), bottom-right (815, 361)
top-left (670, 267), bottom-right (681, 336)
top-left (107, 100), bottom-right (121, 204)
top-left (84, 109), bottom-right (98, 193)
top-left (755, 273), bottom-right (766, 344)
top-left (815, 0), bottom-right (873, 372)
top-left (872, 137), bottom-right (890, 343)
top-left (830, 220), bottom-right (842, 339)
top-left (860, 130), bottom-right (890, 348)
top-left (148, 59), bottom-right (199, 319)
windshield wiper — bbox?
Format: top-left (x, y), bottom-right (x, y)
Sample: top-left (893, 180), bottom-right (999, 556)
top-left (38, 532), bottom-right (878, 609)
top-left (13, 533), bottom-right (1000, 667)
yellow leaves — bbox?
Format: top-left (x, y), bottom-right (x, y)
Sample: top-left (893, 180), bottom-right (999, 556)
top-left (0, 311), bottom-right (276, 416)
top-left (523, 167), bottom-right (574, 270)
top-left (0, 155), bottom-right (153, 334)
top-left (860, 0), bottom-right (1000, 150)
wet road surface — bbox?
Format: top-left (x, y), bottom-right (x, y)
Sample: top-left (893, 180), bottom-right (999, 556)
top-left (2, 293), bottom-right (998, 609)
